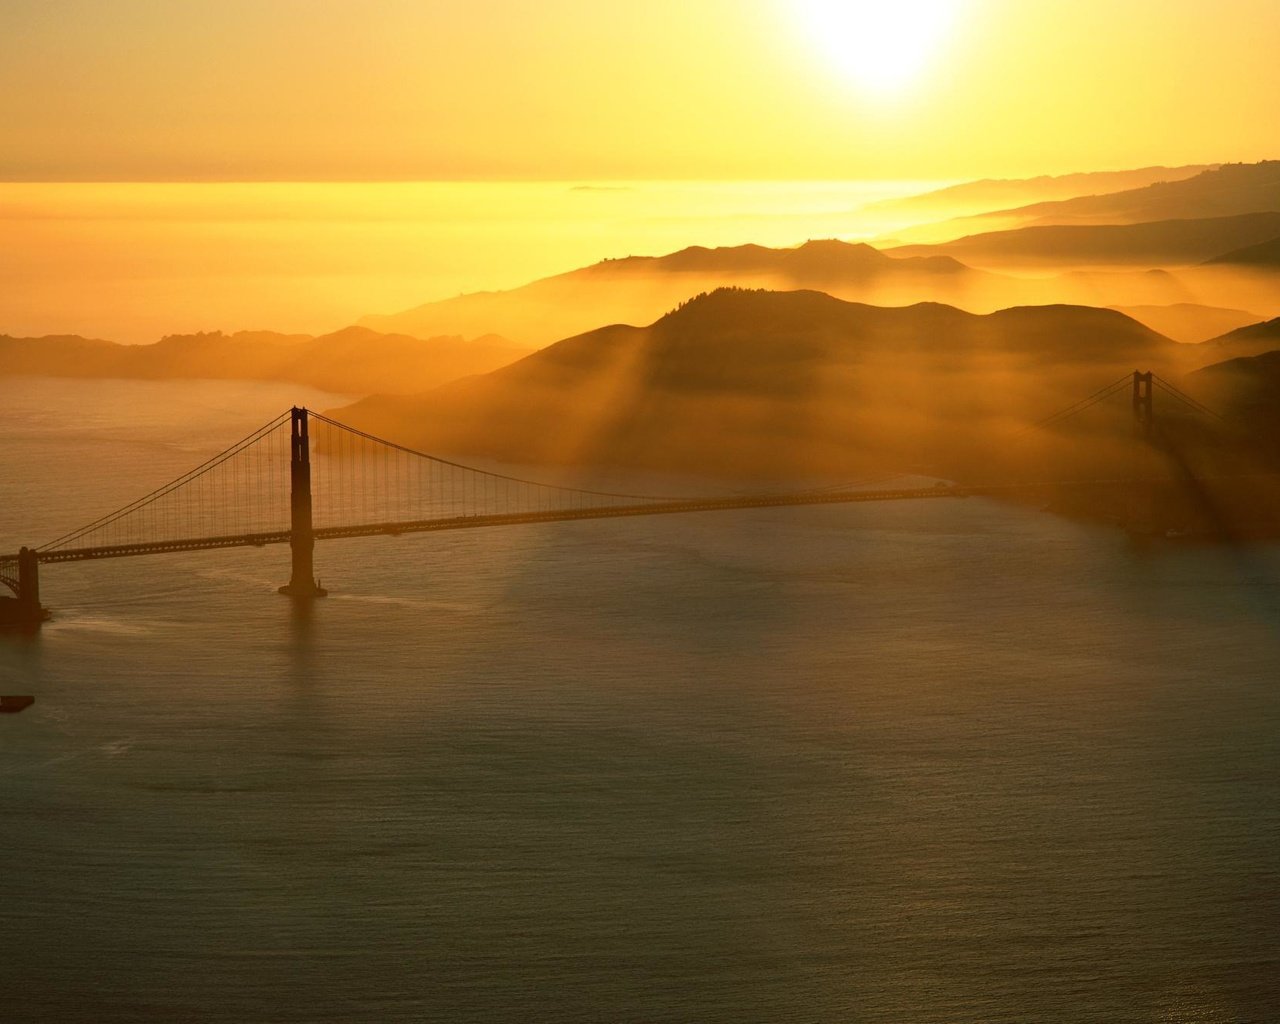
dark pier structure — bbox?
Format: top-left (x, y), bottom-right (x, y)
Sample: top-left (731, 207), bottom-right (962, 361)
top-left (0, 547), bottom-right (50, 632)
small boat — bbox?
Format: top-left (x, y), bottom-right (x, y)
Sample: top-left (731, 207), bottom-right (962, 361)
top-left (0, 696), bottom-right (35, 714)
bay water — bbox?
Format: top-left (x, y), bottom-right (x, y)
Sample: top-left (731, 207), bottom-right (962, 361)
top-left (2, 379), bottom-right (1278, 1022)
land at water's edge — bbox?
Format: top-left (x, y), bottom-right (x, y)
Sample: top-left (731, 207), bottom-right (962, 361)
top-left (991, 474), bottom-right (1280, 542)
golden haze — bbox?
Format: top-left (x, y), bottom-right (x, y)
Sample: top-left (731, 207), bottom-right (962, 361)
top-left (2, 0), bottom-right (1277, 181)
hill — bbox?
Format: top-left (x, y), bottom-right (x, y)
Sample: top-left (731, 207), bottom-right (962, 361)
top-left (1191, 349), bottom-right (1280, 449)
top-left (889, 212), bottom-right (1280, 270)
top-left (0, 327), bottom-right (530, 394)
top-left (333, 289), bottom-right (1184, 479)
top-left (912, 161), bottom-right (1280, 241)
top-left (862, 165), bottom-right (1210, 223)
top-left (1194, 317), bottom-right (1280, 361)
top-left (356, 239), bottom-right (1009, 347)
top-left (1107, 303), bottom-right (1263, 344)
top-left (1195, 347), bottom-right (1280, 387)
top-left (1204, 236), bottom-right (1280, 267)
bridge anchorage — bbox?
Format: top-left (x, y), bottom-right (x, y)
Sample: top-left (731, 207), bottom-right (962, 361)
top-left (0, 369), bottom-right (1234, 630)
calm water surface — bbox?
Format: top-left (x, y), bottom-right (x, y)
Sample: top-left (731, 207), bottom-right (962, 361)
top-left (2, 380), bottom-right (1278, 1022)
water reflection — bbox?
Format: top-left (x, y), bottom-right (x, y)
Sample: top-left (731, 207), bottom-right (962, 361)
top-left (285, 593), bottom-right (317, 689)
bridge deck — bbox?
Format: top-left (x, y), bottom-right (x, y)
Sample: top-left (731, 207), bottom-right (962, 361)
top-left (27, 484), bottom-right (987, 564)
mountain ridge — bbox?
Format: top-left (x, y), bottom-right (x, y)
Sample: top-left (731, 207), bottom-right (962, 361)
top-left (918, 161), bottom-right (1280, 235)
top-left (1205, 236), bottom-right (1280, 266)
top-left (0, 327), bottom-right (530, 395)
top-left (862, 164), bottom-right (1212, 220)
top-left (356, 239), bottom-right (1000, 347)
top-left (333, 288), bottom-right (1186, 478)
top-left (890, 211), bottom-right (1280, 269)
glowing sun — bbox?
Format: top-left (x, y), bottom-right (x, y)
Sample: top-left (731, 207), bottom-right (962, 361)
top-left (795, 0), bottom-right (963, 95)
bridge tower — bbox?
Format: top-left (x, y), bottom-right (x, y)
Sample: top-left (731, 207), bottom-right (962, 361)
top-left (10, 547), bottom-right (50, 630)
top-left (1132, 370), bottom-right (1154, 441)
top-left (278, 407), bottom-right (328, 598)
top-left (1126, 370), bottom-right (1159, 532)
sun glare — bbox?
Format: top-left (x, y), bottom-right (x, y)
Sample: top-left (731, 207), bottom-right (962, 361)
top-left (795, 0), bottom-right (963, 95)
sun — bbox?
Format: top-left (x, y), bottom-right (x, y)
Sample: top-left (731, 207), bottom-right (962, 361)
top-left (794, 0), bottom-right (963, 95)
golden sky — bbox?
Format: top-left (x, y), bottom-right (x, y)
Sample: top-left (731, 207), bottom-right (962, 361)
top-left (3, 0), bottom-right (1277, 182)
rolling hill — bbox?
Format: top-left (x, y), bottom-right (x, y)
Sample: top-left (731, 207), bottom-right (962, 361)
top-left (0, 327), bottom-right (530, 395)
top-left (1107, 303), bottom-right (1263, 344)
top-left (1001, 160), bottom-right (1279, 224)
top-left (1204, 236), bottom-right (1280, 267)
top-left (889, 212), bottom-right (1280, 270)
top-left (1191, 348), bottom-right (1280, 447)
top-left (906, 161), bottom-right (1280, 240)
top-left (333, 288), bottom-right (1185, 478)
top-left (1194, 317), bottom-right (1280, 362)
top-left (862, 165), bottom-right (1210, 223)
top-left (356, 239), bottom-right (1010, 347)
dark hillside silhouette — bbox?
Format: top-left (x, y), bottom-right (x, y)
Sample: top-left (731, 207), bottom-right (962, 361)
top-left (864, 164), bottom-right (1210, 223)
top-left (332, 288), bottom-right (1188, 479)
top-left (357, 240), bottom-right (1007, 346)
top-left (900, 161), bottom-right (1280, 242)
top-left (0, 327), bottom-right (530, 394)
top-left (1204, 236), bottom-right (1280, 267)
top-left (1195, 316), bottom-right (1280, 361)
top-left (1107, 303), bottom-right (1262, 344)
top-left (891, 212), bottom-right (1280, 269)
top-left (1192, 349), bottom-right (1280, 455)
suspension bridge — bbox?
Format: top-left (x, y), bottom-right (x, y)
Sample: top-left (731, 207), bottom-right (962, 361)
top-left (0, 370), bottom-right (1232, 629)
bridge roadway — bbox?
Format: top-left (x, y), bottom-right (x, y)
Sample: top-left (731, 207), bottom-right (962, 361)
top-left (18, 470), bottom-right (1277, 567)
top-left (25, 482), bottom-right (1000, 564)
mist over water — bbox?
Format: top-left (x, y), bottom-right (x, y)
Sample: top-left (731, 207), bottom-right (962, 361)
top-left (0, 181), bottom-right (932, 343)
top-left (2, 380), bottom-right (1278, 1022)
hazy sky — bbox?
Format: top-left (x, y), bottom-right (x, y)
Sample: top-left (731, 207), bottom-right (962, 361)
top-left (4, 0), bottom-right (1277, 182)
